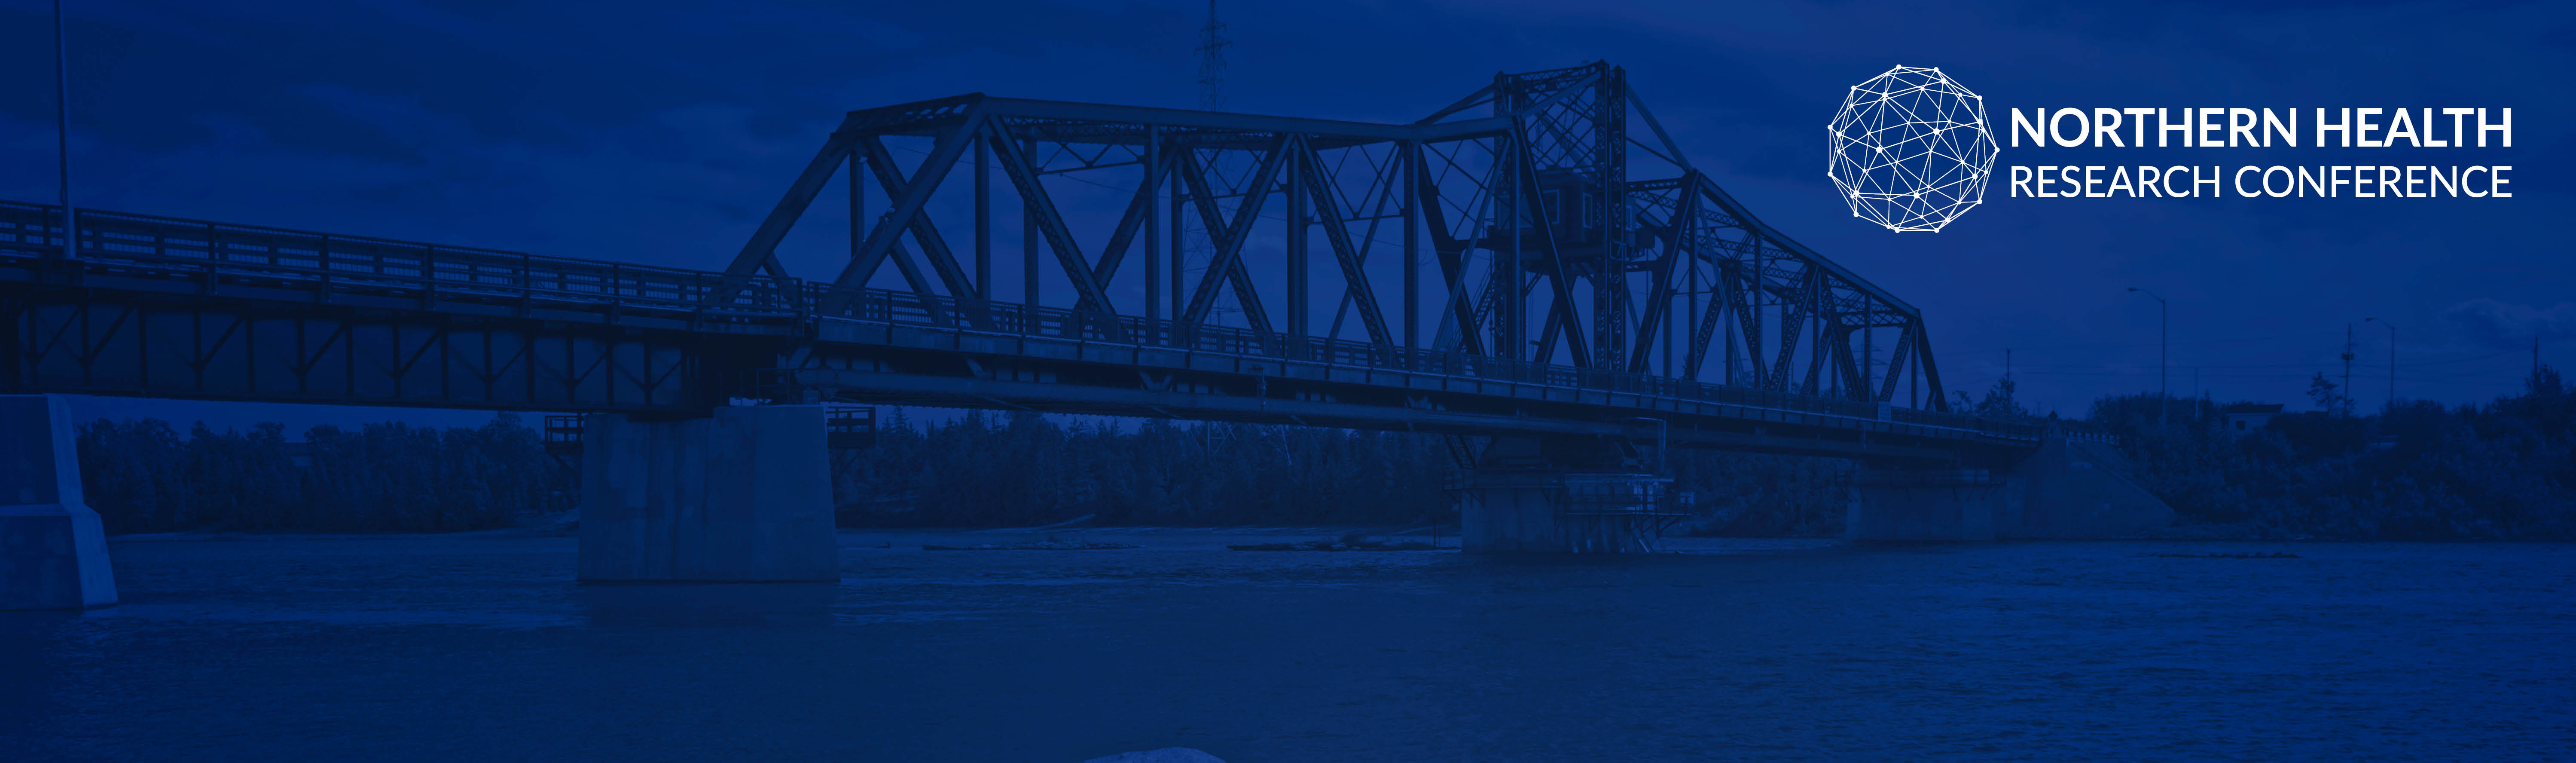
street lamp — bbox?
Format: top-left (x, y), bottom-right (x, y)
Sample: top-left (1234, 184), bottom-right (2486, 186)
top-left (2365, 317), bottom-right (2396, 410)
top-left (2128, 287), bottom-right (2167, 426)
top-left (53, 0), bottom-right (76, 259)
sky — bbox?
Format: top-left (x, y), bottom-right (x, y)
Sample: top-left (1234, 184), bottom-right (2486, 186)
top-left (3, 0), bottom-right (2569, 429)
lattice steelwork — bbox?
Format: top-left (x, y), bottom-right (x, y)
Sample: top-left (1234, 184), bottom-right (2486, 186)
top-left (4, 62), bottom-right (2006, 462)
top-left (723, 61), bottom-right (1951, 411)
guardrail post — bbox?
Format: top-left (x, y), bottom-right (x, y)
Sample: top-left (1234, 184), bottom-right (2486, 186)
top-left (318, 235), bottom-right (333, 303)
top-left (519, 254), bottom-right (533, 317)
top-left (423, 246), bottom-right (441, 308)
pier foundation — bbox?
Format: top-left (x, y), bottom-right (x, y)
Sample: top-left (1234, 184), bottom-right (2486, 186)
top-left (0, 395), bottom-right (117, 610)
top-left (578, 405), bottom-right (838, 582)
top-left (1848, 430), bottom-right (2174, 541)
top-left (1455, 435), bottom-right (1676, 553)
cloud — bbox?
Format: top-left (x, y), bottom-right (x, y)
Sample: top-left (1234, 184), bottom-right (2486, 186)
top-left (3, 0), bottom-right (2569, 412)
top-left (2442, 299), bottom-right (2576, 347)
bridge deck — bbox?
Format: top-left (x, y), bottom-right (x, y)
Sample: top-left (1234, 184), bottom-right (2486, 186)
top-left (2, 202), bottom-right (2037, 463)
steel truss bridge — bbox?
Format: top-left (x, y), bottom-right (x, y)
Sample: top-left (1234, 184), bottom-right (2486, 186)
top-left (1, 62), bottom-right (2036, 465)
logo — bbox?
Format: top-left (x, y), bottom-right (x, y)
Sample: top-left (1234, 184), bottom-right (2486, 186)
top-left (1828, 66), bottom-right (2000, 233)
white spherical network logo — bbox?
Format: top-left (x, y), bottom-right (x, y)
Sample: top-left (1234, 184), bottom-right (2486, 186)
top-left (1827, 66), bottom-right (1999, 233)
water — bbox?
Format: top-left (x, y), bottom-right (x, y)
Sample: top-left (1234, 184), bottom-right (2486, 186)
top-left (4, 531), bottom-right (2571, 761)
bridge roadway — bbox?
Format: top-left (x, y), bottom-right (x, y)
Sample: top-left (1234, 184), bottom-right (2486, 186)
top-left (1, 200), bottom-right (2037, 466)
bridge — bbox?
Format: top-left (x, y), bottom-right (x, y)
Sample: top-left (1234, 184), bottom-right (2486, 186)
top-left (2, 64), bottom-right (2163, 607)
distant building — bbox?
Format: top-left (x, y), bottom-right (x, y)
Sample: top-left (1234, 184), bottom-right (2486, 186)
top-left (2220, 403), bottom-right (2284, 435)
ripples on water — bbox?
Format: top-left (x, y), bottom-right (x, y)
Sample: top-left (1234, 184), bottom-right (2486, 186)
top-left (3, 532), bottom-right (2570, 761)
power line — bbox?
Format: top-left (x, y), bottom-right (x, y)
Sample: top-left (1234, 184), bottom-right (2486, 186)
top-left (2005, 348), bottom-right (2528, 372)
top-left (1949, 329), bottom-right (2344, 355)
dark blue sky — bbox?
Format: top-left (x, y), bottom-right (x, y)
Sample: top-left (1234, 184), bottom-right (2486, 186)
top-left (4, 0), bottom-right (2568, 428)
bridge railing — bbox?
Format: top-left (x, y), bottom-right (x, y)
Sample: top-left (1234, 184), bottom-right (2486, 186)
top-left (1, 201), bottom-right (2035, 440)
top-left (806, 283), bottom-right (2041, 441)
top-left (0, 201), bottom-right (807, 320)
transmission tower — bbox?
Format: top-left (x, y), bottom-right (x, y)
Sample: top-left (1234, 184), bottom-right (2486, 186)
top-left (1194, 0), bottom-right (1230, 112)
top-left (1176, 0), bottom-right (1233, 326)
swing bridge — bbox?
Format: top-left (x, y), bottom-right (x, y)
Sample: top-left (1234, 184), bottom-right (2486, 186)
top-left (2, 62), bottom-right (2039, 473)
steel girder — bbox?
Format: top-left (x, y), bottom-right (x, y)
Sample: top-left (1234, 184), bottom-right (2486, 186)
top-left (720, 61), bottom-right (1950, 413)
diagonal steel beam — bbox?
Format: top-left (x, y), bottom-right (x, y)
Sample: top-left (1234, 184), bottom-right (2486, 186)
top-left (1327, 147), bottom-right (1404, 342)
top-left (1535, 285), bottom-right (1562, 366)
top-left (1407, 142), bottom-right (1485, 357)
top-left (1295, 140), bottom-right (1393, 346)
top-left (1833, 322), bottom-right (1866, 401)
top-left (1088, 147), bottom-right (1167, 289)
top-left (855, 137), bottom-right (978, 301)
top-left (1800, 320), bottom-right (1829, 397)
top-left (724, 131), bottom-right (856, 279)
top-left (1724, 262), bottom-right (1764, 388)
top-left (1627, 172), bottom-right (1697, 374)
top-left (1914, 321), bottom-right (1950, 412)
top-left (983, 121), bottom-right (1128, 341)
top-left (1625, 90), bottom-right (1693, 171)
top-left (1684, 258), bottom-right (1725, 382)
top-left (1414, 84), bottom-right (1497, 125)
top-left (1691, 174), bottom-right (1916, 316)
top-left (1178, 140), bottom-right (1288, 334)
top-left (1509, 129), bottom-right (1589, 367)
top-left (883, 241), bottom-right (952, 326)
top-left (1877, 320), bottom-right (1916, 402)
top-left (1172, 151), bottom-right (1276, 337)
top-left (830, 112), bottom-right (984, 293)
top-left (1502, 67), bottom-right (1604, 123)
top-left (1768, 270), bottom-right (1813, 389)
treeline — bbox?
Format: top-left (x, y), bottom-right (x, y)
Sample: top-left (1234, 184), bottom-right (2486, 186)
top-left (2082, 367), bottom-right (2576, 539)
top-left (73, 365), bottom-right (2573, 540)
top-left (838, 409), bottom-right (1849, 533)
top-left (841, 411), bottom-right (1450, 527)
top-left (76, 414), bottom-right (568, 534)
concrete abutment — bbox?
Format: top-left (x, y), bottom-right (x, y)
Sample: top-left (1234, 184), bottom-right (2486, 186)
top-left (1847, 431), bottom-right (2175, 541)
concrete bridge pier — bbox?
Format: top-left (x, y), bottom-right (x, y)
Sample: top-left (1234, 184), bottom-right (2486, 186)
top-left (1843, 469), bottom-right (2008, 541)
top-left (1847, 430), bottom-right (2175, 541)
top-left (0, 395), bottom-right (118, 610)
top-left (578, 405), bottom-right (839, 582)
top-left (1456, 435), bottom-right (1674, 553)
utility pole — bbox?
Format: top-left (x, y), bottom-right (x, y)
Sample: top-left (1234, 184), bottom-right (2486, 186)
top-left (2341, 323), bottom-right (2356, 417)
top-left (53, 0), bottom-right (76, 260)
top-left (2366, 318), bottom-right (2396, 409)
top-left (2128, 288), bottom-right (2167, 426)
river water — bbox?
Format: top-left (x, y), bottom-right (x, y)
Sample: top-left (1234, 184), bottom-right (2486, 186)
top-left (3, 531), bottom-right (2570, 761)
